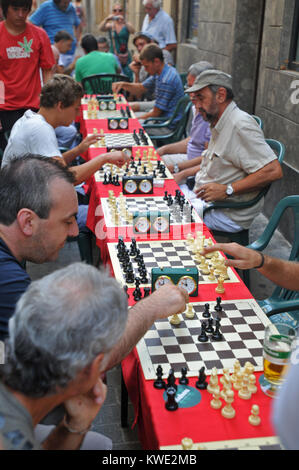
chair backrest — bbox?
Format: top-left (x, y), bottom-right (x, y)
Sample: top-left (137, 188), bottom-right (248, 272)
top-left (81, 73), bottom-right (130, 95)
top-left (265, 138), bottom-right (286, 164)
top-left (169, 95), bottom-right (192, 141)
top-left (252, 115), bottom-right (264, 129)
top-left (248, 195), bottom-right (299, 302)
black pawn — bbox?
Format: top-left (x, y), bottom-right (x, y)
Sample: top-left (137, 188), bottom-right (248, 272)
top-left (179, 367), bottom-right (189, 386)
top-left (165, 386), bottom-right (178, 411)
top-left (211, 317), bottom-right (224, 341)
top-left (202, 303), bottom-right (211, 318)
top-left (167, 368), bottom-right (177, 391)
top-left (154, 365), bottom-right (166, 389)
top-left (196, 366), bottom-right (208, 390)
top-left (215, 296), bottom-right (223, 312)
top-left (198, 321), bottom-right (209, 342)
top-left (143, 287), bottom-right (151, 297)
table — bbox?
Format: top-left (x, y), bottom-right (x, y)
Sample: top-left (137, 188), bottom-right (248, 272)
top-left (79, 95), bottom-right (278, 451)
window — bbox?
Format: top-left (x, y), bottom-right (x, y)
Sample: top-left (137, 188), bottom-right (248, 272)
top-left (187, 0), bottom-right (200, 42)
top-left (289, 0), bottom-right (299, 71)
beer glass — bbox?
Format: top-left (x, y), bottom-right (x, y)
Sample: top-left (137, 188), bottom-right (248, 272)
top-left (261, 323), bottom-right (296, 397)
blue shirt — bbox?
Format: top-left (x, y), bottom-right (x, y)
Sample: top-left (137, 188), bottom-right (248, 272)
top-left (142, 9), bottom-right (177, 49)
top-left (29, 0), bottom-right (80, 55)
top-left (0, 239), bottom-right (30, 341)
top-left (187, 111), bottom-right (211, 159)
top-left (142, 64), bottom-right (184, 126)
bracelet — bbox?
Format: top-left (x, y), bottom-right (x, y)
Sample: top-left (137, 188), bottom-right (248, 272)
top-left (253, 252), bottom-right (265, 269)
top-left (62, 415), bottom-right (91, 435)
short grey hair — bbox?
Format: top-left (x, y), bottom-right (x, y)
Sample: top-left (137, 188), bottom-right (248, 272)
top-left (1, 263), bottom-right (128, 397)
top-left (188, 61), bottom-right (214, 78)
top-left (143, 0), bottom-right (161, 8)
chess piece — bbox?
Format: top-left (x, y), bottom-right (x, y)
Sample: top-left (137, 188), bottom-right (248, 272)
top-left (215, 276), bottom-right (225, 294)
top-left (181, 437), bottom-right (193, 450)
top-left (170, 313), bottom-right (181, 325)
top-left (206, 317), bottom-right (214, 334)
top-left (167, 369), bottom-right (177, 391)
top-left (231, 360), bottom-right (241, 383)
top-left (198, 321), bottom-right (209, 342)
top-left (248, 405), bottom-right (261, 426)
top-left (207, 367), bottom-right (219, 394)
top-left (154, 365), bottom-right (166, 389)
top-left (210, 388), bottom-right (222, 409)
top-left (185, 304), bottom-right (195, 319)
top-left (179, 367), bottom-right (189, 386)
top-left (248, 374), bottom-right (257, 394)
top-left (221, 389), bottom-right (235, 419)
top-left (196, 366), bottom-right (208, 390)
top-left (202, 303), bottom-right (210, 318)
top-left (165, 386), bottom-right (178, 411)
top-left (233, 371), bottom-right (243, 391)
top-left (238, 375), bottom-right (252, 400)
top-left (215, 297), bottom-right (223, 312)
top-left (211, 317), bottom-right (223, 341)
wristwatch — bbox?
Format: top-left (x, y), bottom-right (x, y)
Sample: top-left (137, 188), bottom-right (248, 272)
top-left (173, 163), bottom-right (180, 174)
top-left (226, 184), bottom-right (234, 196)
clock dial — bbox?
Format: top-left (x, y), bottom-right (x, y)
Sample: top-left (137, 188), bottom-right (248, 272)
top-left (139, 179), bottom-right (152, 194)
top-left (99, 101), bottom-right (107, 110)
top-left (119, 119), bottom-right (128, 129)
top-left (109, 119), bottom-right (118, 130)
top-left (134, 216), bottom-right (150, 233)
top-left (124, 179), bottom-right (137, 194)
top-left (122, 147), bottom-right (132, 158)
top-left (108, 100), bottom-right (116, 110)
top-left (153, 216), bottom-right (169, 233)
top-left (177, 275), bottom-right (197, 295)
top-left (154, 275), bottom-right (173, 290)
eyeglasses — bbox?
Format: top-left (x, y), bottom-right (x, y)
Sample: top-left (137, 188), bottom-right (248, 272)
top-left (113, 8), bottom-right (123, 12)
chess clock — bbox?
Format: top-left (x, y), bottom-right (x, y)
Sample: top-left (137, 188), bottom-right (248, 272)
top-left (133, 211), bottom-right (170, 234)
top-left (97, 99), bottom-right (117, 111)
top-left (110, 147), bottom-right (132, 158)
top-left (108, 118), bottom-right (129, 130)
top-left (151, 267), bottom-right (198, 296)
top-left (123, 175), bottom-right (153, 195)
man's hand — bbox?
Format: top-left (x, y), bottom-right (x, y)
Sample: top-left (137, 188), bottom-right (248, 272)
top-left (157, 146), bottom-right (168, 157)
top-left (78, 134), bottom-right (99, 153)
top-left (201, 242), bottom-right (263, 270)
top-left (146, 284), bottom-right (189, 321)
top-left (63, 378), bottom-right (107, 432)
top-left (112, 81), bottom-right (125, 94)
top-left (106, 151), bottom-right (130, 167)
top-left (195, 183), bottom-right (227, 202)
top-left (173, 170), bottom-right (188, 184)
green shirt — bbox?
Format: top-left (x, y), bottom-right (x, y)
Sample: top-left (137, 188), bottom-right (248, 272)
top-left (75, 51), bottom-right (119, 93)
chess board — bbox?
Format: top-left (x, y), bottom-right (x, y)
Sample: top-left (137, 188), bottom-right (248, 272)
top-left (82, 94), bottom-right (127, 105)
top-left (108, 239), bottom-right (240, 287)
top-left (160, 436), bottom-right (283, 450)
top-left (83, 109), bottom-right (125, 120)
top-left (101, 195), bottom-right (200, 227)
top-left (90, 132), bottom-right (153, 149)
top-left (94, 160), bottom-right (173, 182)
top-left (136, 298), bottom-right (271, 379)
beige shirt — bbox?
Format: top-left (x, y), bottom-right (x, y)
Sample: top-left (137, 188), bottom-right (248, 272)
top-left (194, 101), bottom-right (277, 229)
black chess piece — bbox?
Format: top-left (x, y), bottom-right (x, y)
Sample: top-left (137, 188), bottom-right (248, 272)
top-left (165, 386), bottom-right (178, 411)
top-left (198, 321), bottom-right (209, 342)
top-left (167, 368), bottom-right (177, 391)
top-left (211, 317), bottom-right (224, 341)
top-left (215, 296), bottom-right (223, 312)
top-left (202, 303), bottom-right (211, 318)
top-left (179, 367), bottom-right (189, 386)
top-left (196, 366), bottom-right (208, 390)
top-left (206, 317), bottom-right (214, 334)
top-left (103, 173), bottom-right (108, 185)
top-left (143, 287), bottom-right (151, 297)
top-left (154, 365), bottom-right (166, 389)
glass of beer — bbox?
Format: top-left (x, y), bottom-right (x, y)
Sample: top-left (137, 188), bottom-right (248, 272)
top-left (261, 323), bottom-right (296, 397)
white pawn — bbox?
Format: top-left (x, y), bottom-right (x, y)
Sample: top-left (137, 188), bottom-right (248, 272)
top-left (181, 437), bottom-right (193, 450)
top-left (170, 313), bottom-right (181, 325)
top-left (231, 360), bottom-right (241, 382)
top-left (233, 371), bottom-right (243, 390)
top-left (248, 374), bottom-right (257, 394)
top-left (221, 389), bottom-right (235, 419)
top-left (238, 375), bottom-right (252, 400)
top-left (185, 304), bottom-right (195, 319)
top-left (248, 405), bottom-right (261, 426)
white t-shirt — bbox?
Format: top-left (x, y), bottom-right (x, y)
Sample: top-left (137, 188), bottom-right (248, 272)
top-left (2, 110), bottom-right (62, 167)
top-left (194, 101), bottom-right (277, 229)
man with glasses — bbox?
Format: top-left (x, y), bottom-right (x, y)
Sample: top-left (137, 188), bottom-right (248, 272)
top-left (179, 69), bottom-right (283, 233)
top-left (141, 0), bottom-right (177, 53)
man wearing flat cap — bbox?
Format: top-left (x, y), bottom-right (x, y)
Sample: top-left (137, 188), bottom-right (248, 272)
top-left (179, 69), bottom-right (283, 233)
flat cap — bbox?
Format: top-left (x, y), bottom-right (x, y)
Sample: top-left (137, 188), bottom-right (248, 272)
top-left (185, 69), bottom-right (233, 93)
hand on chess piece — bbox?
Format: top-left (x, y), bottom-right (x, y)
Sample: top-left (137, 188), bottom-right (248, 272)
top-left (78, 133), bottom-right (100, 153)
top-left (144, 284), bottom-right (189, 322)
top-left (106, 151), bottom-right (130, 168)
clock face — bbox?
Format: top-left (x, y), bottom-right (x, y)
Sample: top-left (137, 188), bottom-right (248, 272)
top-left (177, 275), bottom-right (197, 295)
top-left (99, 101), bottom-right (107, 110)
top-left (109, 119), bottom-right (118, 130)
top-left (108, 100), bottom-right (116, 110)
top-left (153, 216), bottom-right (169, 233)
top-left (124, 179), bottom-right (137, 194)
top-left (154, 275), bottom-right (173, 290)
top-left (139, 179), bottom-right (152, 194)
top-left (134, 216), bottom-right (150, 233)
top-left (119, 119), bottom-right (128, 129)
top-left (122, 147), bottom-right (132, 158)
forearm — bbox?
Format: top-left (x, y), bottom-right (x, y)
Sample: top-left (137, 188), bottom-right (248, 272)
top-left (139, 106), bottom-right (163, 121)
top-left (179, 156), bottom-right (203, 171)
top-left (259, 256), bottom-right (299, 291)
top-left (232, 161), bottom-right (282, 195)
top-left (68, 154), bottom-right (110, 184)
top-left (42, 420), bottom-right (84, 450)
top-left (98, 18), bottom-right (110, 31)
top-left (160, 138), bottom-right (189, 156)
top-left (42, 69), bottom-right (53, 84)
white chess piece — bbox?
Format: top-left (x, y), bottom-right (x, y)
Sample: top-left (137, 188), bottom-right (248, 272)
top-left (221, 389), bottom-right (235, 419)
top-left (181, 437), bottom-right (193, 450)
top-left (248, 405), bottom-right (261, 426)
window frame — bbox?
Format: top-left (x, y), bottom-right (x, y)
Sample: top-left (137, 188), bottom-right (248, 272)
top-left (289, 0), bottom-right (299, 71)
top-left (186, 0), bottom-right (200, 43)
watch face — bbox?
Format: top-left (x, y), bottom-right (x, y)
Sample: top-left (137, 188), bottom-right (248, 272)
top-left (99, 101), bottom-right (107, 110)
top-left (119, 119), bottom-right (128, 129)
top-left (134, 216), bottom-right (150, 233)
top-left (124, 179), bottom-right (137, 194)
top-left (108, 100), bottom-right (116, 110)
top-left (122, 147), bottom-right (132, 158)
top-left (153, 216), bottom-right (169, 233)
top-left (139, 179), bottom-right (152, 194)
top-left (154, 275), bottom-right (173, 289)
top-left (109, 119), bottom-right (118, 130)
top-left (177, 275), bottom-right (197, 295)
top-left (226, 185), bottom-right (233, 196)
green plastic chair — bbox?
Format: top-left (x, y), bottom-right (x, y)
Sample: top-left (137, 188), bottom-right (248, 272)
top-left (252, 115), bottom-right (264, 130)
top-left (247, 195), bottom-right (299, 322)
top-left (81, 73), bottom-right (131, 95)
top-left (201, 138), bottom-right (285, 287)
top-left (143, 95), bottom-right (192, 146)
